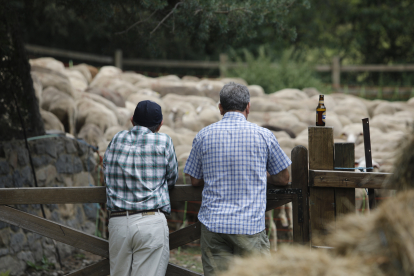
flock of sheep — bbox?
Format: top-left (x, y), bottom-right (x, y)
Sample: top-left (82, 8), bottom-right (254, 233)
top-left (30, 57), bottom-right (414, 249)
top-left (30, 57), bottom-right (414, 175)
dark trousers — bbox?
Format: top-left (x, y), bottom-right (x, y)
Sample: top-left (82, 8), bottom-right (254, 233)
top-left (200, 223), bottom-right (270, 276)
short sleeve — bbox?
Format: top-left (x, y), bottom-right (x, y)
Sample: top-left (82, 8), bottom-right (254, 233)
top-left (183, 136), bottom-right (204, 179)
top-left (266, 134), bottom-right (292, 175)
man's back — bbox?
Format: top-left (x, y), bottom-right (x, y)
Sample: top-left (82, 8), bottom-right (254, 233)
top-left (185, 112), bottom-right (291, 235)
top-left (104, 126), bottom-right (177, 214)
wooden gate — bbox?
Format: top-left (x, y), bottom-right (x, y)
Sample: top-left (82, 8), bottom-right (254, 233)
top-left (0, 126), bottom-right (396, 274)
top-left (0, 146), bottom-right (309, 275)
top-left (307, 126), bottom-right (394, 245)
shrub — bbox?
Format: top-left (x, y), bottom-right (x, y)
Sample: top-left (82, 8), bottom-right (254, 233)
top-left (227, 46), bottom-right (327, 94)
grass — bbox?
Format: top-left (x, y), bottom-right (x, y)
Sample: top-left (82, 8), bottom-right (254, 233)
top-left (169, 245), bottom-right (203, 274)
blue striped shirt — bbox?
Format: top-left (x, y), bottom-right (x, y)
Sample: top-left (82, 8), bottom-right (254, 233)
top-left (184, 112), bottom-right (291, 235)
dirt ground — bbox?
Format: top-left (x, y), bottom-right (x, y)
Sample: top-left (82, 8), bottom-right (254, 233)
top-left (24, 246), bottom-right (202, 275)
top-left (25, 250), bottom-right (104, 275)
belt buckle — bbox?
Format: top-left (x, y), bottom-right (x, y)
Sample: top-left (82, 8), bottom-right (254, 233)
top-left (142, 211), bottom-right (155, 216)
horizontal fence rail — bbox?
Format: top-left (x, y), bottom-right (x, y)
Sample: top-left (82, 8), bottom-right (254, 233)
top-left (0, 185), bottom-right (295, 205)
top-left (25, 44), bottom-right (414, 75)
top-left (309, 170), bottom-right (394, 189)
top-left (25, 44), bottom-right (113, 64)
top-left (0, 205), bottom-right (109, 257)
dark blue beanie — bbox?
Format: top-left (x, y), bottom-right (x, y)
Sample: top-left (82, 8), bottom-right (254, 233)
top-left (133, 100), bottom-right (163, 127)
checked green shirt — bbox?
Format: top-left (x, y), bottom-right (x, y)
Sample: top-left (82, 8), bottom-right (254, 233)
top-left (103, 126), bottom-right (178, 214)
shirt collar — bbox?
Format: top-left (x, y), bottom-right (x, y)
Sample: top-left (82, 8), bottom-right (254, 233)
top-left (222, 112), bottom-right (246, 121)
top-left (130, 125), bottom-right (153, 135)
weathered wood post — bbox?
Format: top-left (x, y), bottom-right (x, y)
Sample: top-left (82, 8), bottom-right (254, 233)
top-left (291, 146), bottom-right (310, 245)
top-left (114, 49), bottom-right (123, 69)
top-left (334, 143), bottom-right (356, 216)
top-left (308, 126), bottom-right (334, 244)
top-left (332, 56), bottom-right (340, 91)
top-left (219, 53), bottom-right (228, 77)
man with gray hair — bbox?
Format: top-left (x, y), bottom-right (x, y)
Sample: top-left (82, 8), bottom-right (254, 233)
top-left (184, 83), bottom-right (291, 275)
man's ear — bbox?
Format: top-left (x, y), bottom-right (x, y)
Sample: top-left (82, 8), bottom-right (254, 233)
top-left (155, 120), bottom-right (164, 132)
top-left (246, 102), bottom-right (251, 115)
top-left (130, 117), bottom-right (135, 126)
top-left (218, 103), bottom-right (225, 116)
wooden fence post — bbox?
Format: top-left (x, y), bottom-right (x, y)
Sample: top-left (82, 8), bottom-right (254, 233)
top-left (332, 56), bottom-right (341, 91)
top-left (114, 49), bottom-right (123, 69)
top-left (334, 143), bottom-right (356, 217)
top-left (219, 53), bottom-right (228, 77)
top-left (308, 126), bottom-right (335, 244)
top-left (291, 146), bottom-right (310, 245)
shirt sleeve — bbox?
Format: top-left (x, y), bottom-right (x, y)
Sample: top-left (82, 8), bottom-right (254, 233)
top-left (165, 137), bottom-right (178, 189)
top-left (183, 136), bottom-right (203, 179)
top-left (266, 134), bottom-right (292, 175)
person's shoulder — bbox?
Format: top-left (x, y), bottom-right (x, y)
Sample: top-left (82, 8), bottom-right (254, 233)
top-left (111, 129), bottom-right (130, 142)
top-left (246, 121), bottom-right (275, 137)
top-left (195, 121), bottom-right (220, 139)
top-left (154, 132), bottom-right (174, 145)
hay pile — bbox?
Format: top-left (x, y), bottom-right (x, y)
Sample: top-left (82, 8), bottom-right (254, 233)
top-left (385, 126), bottom-right (414, 191)
top-left (220, 246), bottom-right (385, 276)
top-left (323, 190), bottom-right (414, 276)
top-left (222, 190), bottom-right (414, 276)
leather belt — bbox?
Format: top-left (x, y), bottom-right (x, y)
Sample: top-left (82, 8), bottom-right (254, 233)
top-left (110, 209), bottom-right (159, 219)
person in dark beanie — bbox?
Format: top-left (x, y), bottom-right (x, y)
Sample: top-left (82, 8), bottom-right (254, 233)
top-left (103, 100), bottom-right (178, 276)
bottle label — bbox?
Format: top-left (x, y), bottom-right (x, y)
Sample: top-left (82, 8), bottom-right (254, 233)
top-left (316, 111), bottom-right (326, 124)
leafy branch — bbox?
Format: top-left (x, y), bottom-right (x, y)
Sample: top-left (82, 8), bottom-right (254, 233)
top-left (150, 2), bottom-right (183, 36)
top-left (115, 9), bottom-right (158, 35)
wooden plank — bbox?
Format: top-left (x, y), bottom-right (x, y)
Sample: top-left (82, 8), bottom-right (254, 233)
top-left (334, 143), bottom-right (356, 217)
top-left (0, 185), bottom-right (294, 205)
top-left (309, 170), bottom-right (393, 189)
top-left (0, 206), bottom-right (108, 258)
top-left (25, 44), bottom-right (113, 64)
top-left (170, 222), bottom-right (201, 250)
top-left (308, 127), bottom-right (334, 170)
top-left (170, 185), bottom-right (294, 202)
top-left (166, 263), bottom-right (203, 276)
top-left (266, 199), bottom-right (292, 210)
top-left (308, 127), bottom-right (335, 242)
top-left (291, 146), bottom-right (310, 245)
top-left (341, 64), bottom-right (414, 72)
top-left (332, 56), bottom-right (341, 89)
top-left (123, 58), bottom-right (220, 69)
top-left (66, 259), bottom-right (110, 276)
top-left (169, 185), bottom-right (203, 202)
top-left (168, 198), bottom-right (292, 250)
top-left (0, 187), bottom-right (106, 205)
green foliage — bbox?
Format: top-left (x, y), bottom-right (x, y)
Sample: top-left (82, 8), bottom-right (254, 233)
top-left (228, 46), bottom-right (327, 94)
top-left (3, 0), bottom-right (309, 61)
top-left (74, 253), bottom-right (86, 260)
top-left (27, 256), bottom-right (55, 272)
top-left (0, 271), bottom-right (11, 276)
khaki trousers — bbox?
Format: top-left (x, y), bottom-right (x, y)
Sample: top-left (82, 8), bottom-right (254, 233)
top-left (108, 211), bottom-right (169, 276)
top-left (200, 223), bottom-right (270, 276)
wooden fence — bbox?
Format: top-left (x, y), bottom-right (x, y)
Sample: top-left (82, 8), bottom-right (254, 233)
top-left (0, 126), bottom-right (394, 275)
top-left (25, 44), bottom-right (414, 87)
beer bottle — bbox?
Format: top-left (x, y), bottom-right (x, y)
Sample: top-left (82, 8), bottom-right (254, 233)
top-left (316, 95), bottom-right (326, 126)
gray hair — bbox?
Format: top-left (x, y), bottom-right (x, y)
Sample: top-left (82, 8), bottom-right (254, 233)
top-left (134, 122), bottom-right (160, 133)
top-left (219, 82), bottom-right (250, 112)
